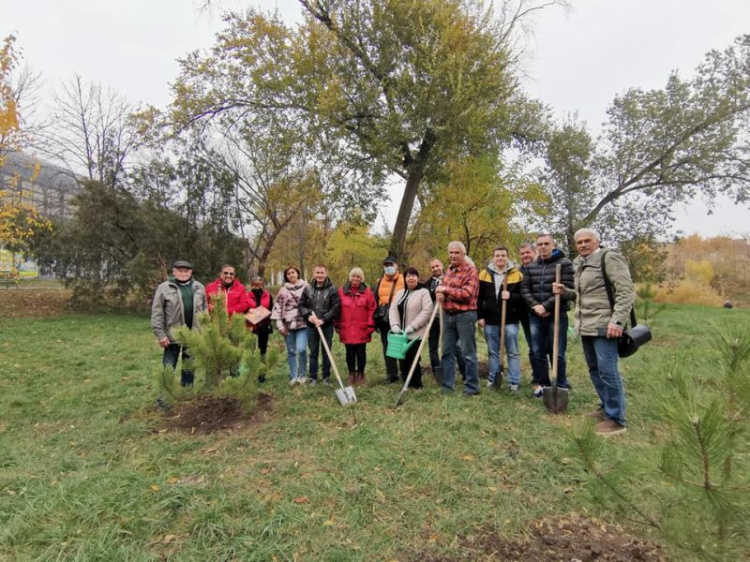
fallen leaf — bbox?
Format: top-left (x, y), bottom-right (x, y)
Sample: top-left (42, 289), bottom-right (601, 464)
top-left (163, 535), bottom-right (178, 544)
top-left (166, 477), bottom-right (179, 484)
top-left (260, 468), bottom-right (272, 475)
top-left (462, 454), bottom-right (476, 462)
top-left (323, 519), bottom-right (335, 526)
top-left (564, 487), bottom-right (574, 494)
top-left (149, 485), bottom-right (160, 492)
top-left (293, 496), bottom-right (309, 504)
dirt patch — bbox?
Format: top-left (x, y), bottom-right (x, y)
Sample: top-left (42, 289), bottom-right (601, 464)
top-left (411, 513), bottom-right (668, 561)
top-left (157, 393), bottom-right (273, 435)
top-left (0, 288), bottom-right (71, 318)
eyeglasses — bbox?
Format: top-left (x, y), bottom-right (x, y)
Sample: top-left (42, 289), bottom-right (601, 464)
top-left (222, 272), bottom-right (235, 276)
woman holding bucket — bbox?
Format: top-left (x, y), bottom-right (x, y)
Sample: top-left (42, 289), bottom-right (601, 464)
top-left (335, 267), bottom-right (377, 386)
top-left (389, 267), bottom-right (433, 389)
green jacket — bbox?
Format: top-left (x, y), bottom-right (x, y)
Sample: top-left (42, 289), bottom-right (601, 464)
top-left (572, 249), bottom-right (635, 336)
top-left (151, 278), bottom-right (208, 342)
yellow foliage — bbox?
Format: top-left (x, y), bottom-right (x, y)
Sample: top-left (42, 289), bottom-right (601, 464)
top-left (684, 258), bottom-right (714, 286)
top-left (653, 280), bottom-right (723, 307)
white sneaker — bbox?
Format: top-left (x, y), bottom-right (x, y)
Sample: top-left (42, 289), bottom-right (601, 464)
top-left (290, 378), bottom-right (298, 386)
top-left (509, 384), bottom-right (520, 395)
top-left (298, 376), bottom-right (309, 385)
top-left (486, 379), bottom-right (494, 387)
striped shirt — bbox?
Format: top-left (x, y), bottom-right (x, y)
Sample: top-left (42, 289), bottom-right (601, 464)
top-left (440, 261), bottom-right (479, 312)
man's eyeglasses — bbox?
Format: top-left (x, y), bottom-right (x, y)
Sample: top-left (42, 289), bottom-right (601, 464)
top-left (222, 272), bottom-right (235, 276)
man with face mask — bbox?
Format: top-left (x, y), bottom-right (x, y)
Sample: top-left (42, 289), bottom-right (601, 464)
top-left (374, 256), bottom-right (405, 383)
top-left (151, 260), bottom-right (208, 407)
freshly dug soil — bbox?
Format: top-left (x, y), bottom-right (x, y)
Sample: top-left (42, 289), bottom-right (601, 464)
top-left (157, 393), bottom-right (272, 434)
top-left (0, 288), bottom-right (71, 318)
top-left (413, 513), bottom-right (668, 561)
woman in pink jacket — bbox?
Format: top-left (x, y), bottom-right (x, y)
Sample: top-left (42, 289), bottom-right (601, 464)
top-left (335, 267), bottom-right (376, 386)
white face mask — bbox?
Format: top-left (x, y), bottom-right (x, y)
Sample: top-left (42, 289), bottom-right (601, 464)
top-left (384, 266), bottom-right (396, 276)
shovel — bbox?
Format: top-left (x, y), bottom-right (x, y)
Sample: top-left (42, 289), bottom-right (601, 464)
top-left (393, 303), bottom-right (440, 409)
top-left (543, 264), bottom-right (569, 414)
top-left (316, 324), bottom-right (357, 405)
top-left (492, 276), bottom-right (508, 391)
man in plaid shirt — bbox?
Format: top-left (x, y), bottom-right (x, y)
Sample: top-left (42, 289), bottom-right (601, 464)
top-left (435, 241), bottom-right (480, 395)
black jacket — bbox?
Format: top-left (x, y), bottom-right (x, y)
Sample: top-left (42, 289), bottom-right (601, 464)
top-left (520, 249), bottom-right (575, 312)
top-left (299, 277), bottom-right (341, 327)
top-left (477, 264), bottom-right (524, 325)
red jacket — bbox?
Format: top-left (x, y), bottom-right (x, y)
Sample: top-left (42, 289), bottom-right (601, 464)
top-left (246, 288), bottom-right (273, 330)
top-left (335, 283), bottom-right (376, 344)
top-left (206, 278), bottom-right (250, 316)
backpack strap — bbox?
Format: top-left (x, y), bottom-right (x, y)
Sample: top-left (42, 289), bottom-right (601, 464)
top-left (600, 250), bottom-right (638, 327)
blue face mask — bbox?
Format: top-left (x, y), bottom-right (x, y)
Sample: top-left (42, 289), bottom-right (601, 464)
top-left (384, 266), bottom-right (396, 276)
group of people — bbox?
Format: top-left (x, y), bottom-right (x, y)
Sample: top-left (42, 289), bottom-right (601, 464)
top-left (151, 228), bottom-right (635, 437)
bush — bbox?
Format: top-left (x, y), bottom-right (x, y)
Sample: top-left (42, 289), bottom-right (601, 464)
top-left (653, 280), bottom-right (723, 307)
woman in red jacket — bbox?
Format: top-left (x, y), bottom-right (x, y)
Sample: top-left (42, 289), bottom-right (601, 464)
top-left (335, 267), bottom-right (376, 386)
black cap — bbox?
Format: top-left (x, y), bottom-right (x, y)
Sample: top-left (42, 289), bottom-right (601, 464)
top-left (383, 256), bottom-right (397, 265)
top-left (172, 260), bottom-right (193, 269)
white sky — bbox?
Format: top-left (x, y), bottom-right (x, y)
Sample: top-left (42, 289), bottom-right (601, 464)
top-left (4, 0), bottom-right (749, 238)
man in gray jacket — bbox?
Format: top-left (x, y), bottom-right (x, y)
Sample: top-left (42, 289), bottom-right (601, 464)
top-left (151, 260), bottom-right (208, 389)
top-left (554, 229), bottom-right (635, 437)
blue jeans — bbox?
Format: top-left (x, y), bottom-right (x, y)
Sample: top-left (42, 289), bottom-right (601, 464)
top-left (528, 313), bottom-right (568, 388)
top-left (520, 310), bottom-right (540, 385)
top-left (307, 324), bottom-right (333, 380)
top-left (285, 328), bottom-right (308, 380)
top-left (484, 323), bottom-right (521, 385)
top-left (163, 343), bottom-right (194, 386)
top-left (441, 311), bottom-right (479, 394)
top-left (581, 336), bottom-right (626, 425)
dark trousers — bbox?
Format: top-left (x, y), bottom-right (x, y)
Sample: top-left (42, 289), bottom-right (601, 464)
top-left (399, 339), bottom-right (423, 388)
top-left (428, 319), bottom-right (441, 369)
top-left (163, 343), bottom-right (194, 386)
top-left (345, 343), bottom-right (367, 372)
top-left (256, 325), bottom-right (270, 357)
top-left (520, 310), bottom-right (540, 385)
top-left (379, 323), bottom-right (399, 381)
top-left (529, 313), bottom-right (569, 388)
top-left (307, 324), bottom-right (334, 380)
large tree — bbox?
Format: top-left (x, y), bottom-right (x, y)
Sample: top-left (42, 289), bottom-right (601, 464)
top-left (540, 35), bottom-right (750, 251)
top-left (173, 0), bottom-right (555, 260)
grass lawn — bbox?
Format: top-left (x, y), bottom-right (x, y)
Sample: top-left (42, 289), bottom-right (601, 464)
top-left (1, 300), bottom-right (748, 561)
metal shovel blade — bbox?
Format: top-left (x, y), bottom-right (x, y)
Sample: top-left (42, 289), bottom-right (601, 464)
top-left (335, 386), bottom-right (357, 405)
top-left (542, 385), bottom-right (569, 414)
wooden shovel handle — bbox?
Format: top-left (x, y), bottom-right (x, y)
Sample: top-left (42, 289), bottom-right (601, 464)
top-left (551, 264), bottom-right (561, 387)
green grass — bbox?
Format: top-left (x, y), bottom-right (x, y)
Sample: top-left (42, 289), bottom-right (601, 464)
top-left (1, 305), bottom-right (748, 561)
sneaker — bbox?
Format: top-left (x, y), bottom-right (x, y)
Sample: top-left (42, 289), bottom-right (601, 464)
top-left (585, 408), bottom-right (605, 420)
top-left (322, 378), bottom-right (332, 387)
top-left (289, 378), bottom-right (298, 386)
top-left (532, 386), bottom-right (544, 398)
top-left (486, 379), bottom-right (494, 387)
top-left (307, 378), bottom-right (317, 386)
top-left (298, 376), bottom-right (309, 385)
top-left (387, 376), bottom-right (400, 384)
top-left (508, 384), bottom-right (520, 395)
top-left (595, 419), bottom-right (627, 437)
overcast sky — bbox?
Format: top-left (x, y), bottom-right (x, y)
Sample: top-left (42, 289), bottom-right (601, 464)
top-left (4, 0), bottom-right (749, 238)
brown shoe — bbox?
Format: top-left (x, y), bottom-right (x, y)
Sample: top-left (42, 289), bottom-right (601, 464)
top-left (585, 408), bottom-right (605, 420)
top-left (348, 372), bottom-right (355, 385)
top-left (355, 370), bottom-right (365, 386)
top-left (595, 419), bottom-right (627, 437)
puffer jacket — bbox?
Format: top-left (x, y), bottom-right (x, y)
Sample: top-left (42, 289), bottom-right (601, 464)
top-left (205, 278), bottom-right (250, 315)
top-left (477, 261), bottom-right (524, 325)
top-left (299, 277), bottom-right (341, 327)
top-left (271, 281), bottom-right (308, 332)
top-left (573, 249), bottom-right (635, 336)
top-left (520, 249), bottom-right (575, 312)
top-left (389, 286), bottom-right (434, 340)
top-left (335, 282), bottom-right (377, 344)
top-left (151, 278), bottom-right (207, 342)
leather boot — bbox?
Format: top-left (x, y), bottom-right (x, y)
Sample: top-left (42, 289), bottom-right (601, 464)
top-left (348, 371), bottom-right (355, 385)
top-left (356, 370), bottom-right (365, 385)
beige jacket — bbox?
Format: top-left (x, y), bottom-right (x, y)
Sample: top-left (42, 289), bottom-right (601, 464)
top-left (573, 249), bottom-right (635, 336)
top-left (388, 287), bottom-right (434, 340)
